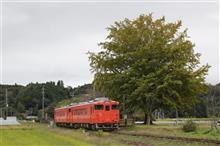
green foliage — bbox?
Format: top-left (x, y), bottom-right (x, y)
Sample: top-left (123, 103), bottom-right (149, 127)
top-left (182, 120), bottom-right (197, 132)
top-left (57, 80), bottom-right (64, 87)
top-left (97, 130), bottom-right (104, 137)
top-left (56, 96), bottom-right (83, 108)
top-left (164, 96), bottom-right (208, 118)
top-left (1, 124), bottom-right (91, 146)
top-left (0, 81), bottom-right (72, 118)
top-left (206, 84), bottom-right (220, 118)
top-left (17, 102), bottom-right (25, 113)
top-left (0, 84), bottom-right (24, 116)
top-left (72, 84), bottom-right (92, 96)
top-left (70, 83), bottom-right (104, 97)
top-left (16, 82), bottom-right (70, 116)
top-left (0, 82), bottom-right (103, 119)
top-left (89, 13), bottom-right (210, 123)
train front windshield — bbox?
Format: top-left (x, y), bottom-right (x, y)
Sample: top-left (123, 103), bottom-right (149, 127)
top-left (94, 104), bottom-right (103, 110)
top-left (111, 104), bottom-right (119, 110)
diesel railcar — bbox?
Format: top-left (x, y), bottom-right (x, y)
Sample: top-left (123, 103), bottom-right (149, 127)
top-left (54, 98), bottom-right (120, 130)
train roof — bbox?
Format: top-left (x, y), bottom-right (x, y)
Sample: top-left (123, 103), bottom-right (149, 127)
top-left (55, 97), bottom-right (119, 110)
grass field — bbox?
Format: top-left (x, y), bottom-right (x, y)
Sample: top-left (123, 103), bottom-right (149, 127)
top-left (0, 122), bottom-right (220, 146)
top-left (0, 123), bottom-right (125, 146)
top-left (122, 124), bottom-right (220, 141)
top-left (0, 124), bottom-right (91, 146)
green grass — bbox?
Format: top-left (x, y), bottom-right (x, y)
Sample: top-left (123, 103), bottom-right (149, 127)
top-left (158, 118), bottom-right (215, 121)
top-left (0, 124), bottom-right (90, 146)
top-left (115, 134), bottom-right (215, 146)
top-left (122, 124), bottom-right (220, 140)
top-left (0, 123), bottom-right (126, 146)
top-left (0, 122), bottom-right (219, 146)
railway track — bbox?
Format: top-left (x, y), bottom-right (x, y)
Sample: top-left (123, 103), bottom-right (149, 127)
top-left (114, 131), bottom-right (220, 145)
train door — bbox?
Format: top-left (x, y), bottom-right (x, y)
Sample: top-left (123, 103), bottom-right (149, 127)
top-left (104, 103), bottom-right (111, 122)
top-left (67, 108), bottom-right (72, 123)
top-left (90, 105), bottom-right (93, 123)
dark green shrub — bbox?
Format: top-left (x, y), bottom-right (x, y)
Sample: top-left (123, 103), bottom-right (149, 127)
top-left (182, 120), bottom-right (197, 132)
top-left (97, 130), bottom-right (104, 137)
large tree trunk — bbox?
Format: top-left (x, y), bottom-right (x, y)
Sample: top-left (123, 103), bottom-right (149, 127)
top-left (144, 113), bottom-right (153, 125)
top-left (144, 113), bottom-right (147, 124)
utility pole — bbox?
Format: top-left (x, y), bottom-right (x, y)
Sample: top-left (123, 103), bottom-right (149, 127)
top-left (0, 108), bottom-right (2, 118)
top-left (5, 88), bottom-right (8, 119)
top-left (42, 86), bottom-right (45, 120)
top-left (93, 84), bottom-right (96, 99)
top-left (123, 95), bottom-right (127, 126)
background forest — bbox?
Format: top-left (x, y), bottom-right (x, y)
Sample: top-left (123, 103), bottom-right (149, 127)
top-left (0, 81), bottom-right (219, 121)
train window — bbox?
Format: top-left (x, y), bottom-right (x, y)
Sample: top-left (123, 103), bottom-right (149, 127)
top-left (105, 106), bottom-right (110, 111)
top-left (112, 104), bottom-right (119, 110)
top-left (95, 105), bottom-right (103, 110)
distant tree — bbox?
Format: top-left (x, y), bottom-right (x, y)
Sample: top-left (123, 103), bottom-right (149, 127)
top-left (89, 14), bottom-right (210, 124)
top-left (0, 84), bottom-right (24, 116)
top-left (164, 96), bottom-right (208, 118)
top-left (206, 84), bottom-right (220, 131)
top-left (0, 82), bottom-right (74, 119)
top-left (72, 84), bottom-right (92, 96)
top-left (16, 82), bottom-right (69, 117)
top-left (207, 84), bottom-right (220, 117)
top-left (57, 80), bottom-right (64, 87)
top-left (17, 102), bottom-right (25, 113)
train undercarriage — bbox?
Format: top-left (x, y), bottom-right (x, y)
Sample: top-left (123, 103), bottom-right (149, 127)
top-left (56, 122), bottom-right (119, 130)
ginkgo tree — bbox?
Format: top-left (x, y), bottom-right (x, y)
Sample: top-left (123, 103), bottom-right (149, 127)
top-left (89, 14), bottom-right (210, 124)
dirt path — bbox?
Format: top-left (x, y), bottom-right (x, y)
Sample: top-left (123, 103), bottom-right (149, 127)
top-left (121, 139), bottom-right (151, 146)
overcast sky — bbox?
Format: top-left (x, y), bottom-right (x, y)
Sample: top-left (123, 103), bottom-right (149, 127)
top-left (0, 1), bottom-right (219, 87)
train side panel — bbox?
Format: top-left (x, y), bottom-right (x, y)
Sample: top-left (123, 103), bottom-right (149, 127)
top-left (54, 100), bottom-right (120, 129)
top-left (71, 104), bottom-right (93, 123)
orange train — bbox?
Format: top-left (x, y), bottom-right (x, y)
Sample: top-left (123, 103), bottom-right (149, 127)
top-left (54, 98), bottom-right (120, 130)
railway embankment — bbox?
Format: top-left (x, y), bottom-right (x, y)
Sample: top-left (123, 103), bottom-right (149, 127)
top-left (114, 124), bottom-right (220, 145)
top-left (115, 131), bottom-right (220, 145)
